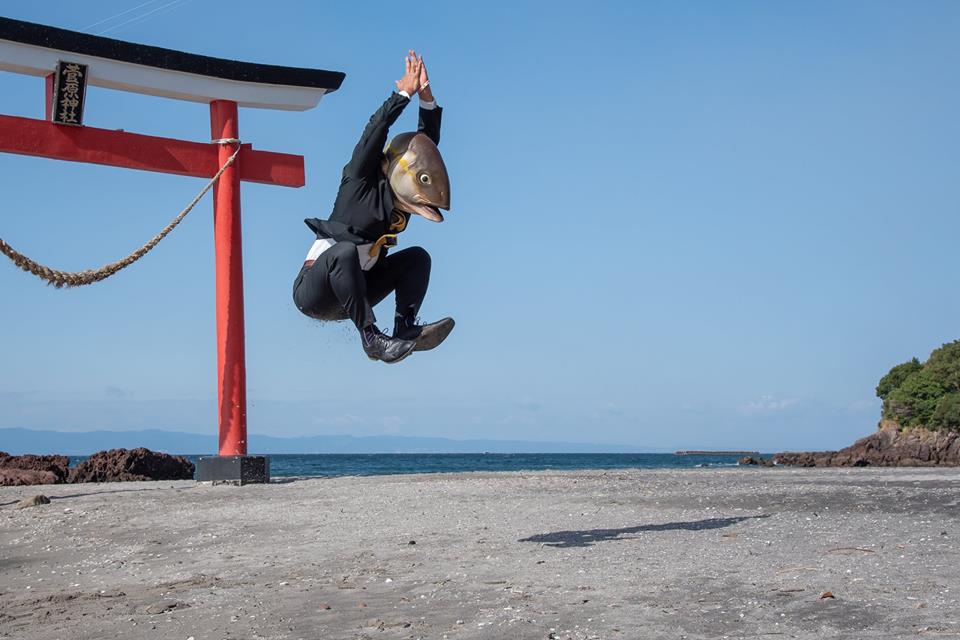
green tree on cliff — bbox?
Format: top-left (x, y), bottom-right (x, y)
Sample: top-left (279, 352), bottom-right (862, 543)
top-left (876, 358), bottom-right (921, 400)
top-left (930, 393), bottom-right (960, 430)
top-left (878, 341), bottom-right (960, 431)
top-left (885, 371), bottom-right (945, 426)
top-left (925, 341), bottom-right (960, 392)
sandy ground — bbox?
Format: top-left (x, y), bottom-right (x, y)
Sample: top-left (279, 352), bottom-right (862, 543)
top-left (1, 468), bottom-right (959, 640)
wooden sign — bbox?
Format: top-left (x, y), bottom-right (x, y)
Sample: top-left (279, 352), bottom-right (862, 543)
top-left (51, 60), bottom-right (88, 125)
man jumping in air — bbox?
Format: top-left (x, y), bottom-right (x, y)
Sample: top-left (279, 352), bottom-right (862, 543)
top-left (293, 51), bottom-right (454, 364)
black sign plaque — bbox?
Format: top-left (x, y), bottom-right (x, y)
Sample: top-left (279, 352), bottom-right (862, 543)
top-left (51, 60), bottom-right (88, 126)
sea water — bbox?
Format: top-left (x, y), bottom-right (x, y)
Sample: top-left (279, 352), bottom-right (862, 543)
top-left (67, 453), bottom-right (760, 478)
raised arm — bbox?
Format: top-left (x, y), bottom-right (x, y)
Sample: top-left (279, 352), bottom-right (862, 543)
top-left (343, 93), bottom-right (410, 178)
top-left (416, 55), bottom-right (442, 145)
top-left (343, 53), bottom-right (422, 178)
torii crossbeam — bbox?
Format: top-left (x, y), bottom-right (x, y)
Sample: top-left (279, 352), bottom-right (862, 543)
top-left (0, 17), bottom-right (345, 482)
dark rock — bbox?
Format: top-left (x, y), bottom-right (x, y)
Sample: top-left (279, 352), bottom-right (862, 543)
top-left (0, 454), bottom-right (70, 483)
top-left (144, 599), bottom-right (189, 615)
top-left (69, 448), bottom-right (194, 483)
top-left (775, 421), bottom-right (960, 467)
top-left (772, 450), bottom-right (835, 467)
top-left (738, 456), bottom-right (775, 467)
top-left (16, 494), bottom-right (51, 509)
top-left (0, 469), bottom-right (59, 486)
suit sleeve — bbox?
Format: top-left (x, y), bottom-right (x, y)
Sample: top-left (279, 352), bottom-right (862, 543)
top-left (418, 104), bottom-right (443, 146)
top-left (344, 92), bottom-right (411, 178)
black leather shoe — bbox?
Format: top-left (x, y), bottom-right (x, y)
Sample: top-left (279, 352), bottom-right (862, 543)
top-left (362, 327), bottom-right (416, 364)
top-left (394, 316), bottom-right (455, 352)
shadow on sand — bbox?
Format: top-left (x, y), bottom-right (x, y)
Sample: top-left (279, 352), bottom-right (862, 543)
top-left (1, 485), bottom-right (193, 507)
top-left (1, 477), bottom-right (309, 507)
top-left (519, 515), bottom-right (769, 548)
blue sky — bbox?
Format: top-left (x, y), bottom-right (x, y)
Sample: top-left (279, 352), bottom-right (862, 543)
top-left (1, 1), bottom-right (958, 451)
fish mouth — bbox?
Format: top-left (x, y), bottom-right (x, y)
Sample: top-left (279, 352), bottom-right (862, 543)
top-left (414, 205), bottom-right (444, 223)
top-left (400, 199), bottom-right (445, 223)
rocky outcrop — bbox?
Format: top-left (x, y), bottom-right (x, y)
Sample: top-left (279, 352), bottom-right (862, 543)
top-left (0, 469), bottom-right (59, 486)
top-left (0, 454), bottom-right (70, 483)
top-left (16, 494), bottom-right (51, 509)
top-left (775, 421), bottom-right (960, 467)
top-left (69, 448), bottom-right (194, 483)
top-left (738, 456), bottom-right (774, 467)
top-left (772, 450), bottom-right (837, 467)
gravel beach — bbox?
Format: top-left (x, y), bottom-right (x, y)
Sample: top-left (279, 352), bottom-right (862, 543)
top-left (2, 468), bottom-right (958, 639)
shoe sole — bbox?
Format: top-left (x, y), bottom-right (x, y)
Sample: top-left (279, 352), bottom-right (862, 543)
top-left (386, 344), bottom-right (416, 364)
top-left (414, 318), bottom-right (455, 352)
top-left (367, 341), bottom-right (417, 364)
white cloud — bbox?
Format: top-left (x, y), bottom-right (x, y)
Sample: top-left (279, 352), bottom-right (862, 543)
top-left (739, 395), bottom-right (799, 416)
top-left (378, 415), bottom-right (403, 434)
top-left (602, 402), bottom-right (621, 415)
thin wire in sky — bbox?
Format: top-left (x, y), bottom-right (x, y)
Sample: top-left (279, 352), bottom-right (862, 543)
top-left (79, 0), bottom-right (164, 33)
top-left (95, 0), bottom-right (194, 37)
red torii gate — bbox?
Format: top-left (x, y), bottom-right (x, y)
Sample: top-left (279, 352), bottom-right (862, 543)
top-left (0, 18), bottom-right (345, 483)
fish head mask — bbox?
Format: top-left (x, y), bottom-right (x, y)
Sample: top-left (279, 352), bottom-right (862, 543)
top-left (381, 132), bottom-right (450, 222)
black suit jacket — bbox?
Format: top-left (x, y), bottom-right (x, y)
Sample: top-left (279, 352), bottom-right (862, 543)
top-left (305, 92), bottom-right (443, 245)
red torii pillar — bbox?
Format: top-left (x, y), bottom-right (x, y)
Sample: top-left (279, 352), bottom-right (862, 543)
top-left (210, 99), bottom-right (248, 458)
top-left (0, 16), bottom-right (345, 483)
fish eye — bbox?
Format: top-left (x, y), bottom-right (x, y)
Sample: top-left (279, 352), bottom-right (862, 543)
top-left (418, 173), bottom-right (431, 185)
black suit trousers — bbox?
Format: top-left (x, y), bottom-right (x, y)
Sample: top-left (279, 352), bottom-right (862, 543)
top-left (292, 242), bottom-right (431, 330)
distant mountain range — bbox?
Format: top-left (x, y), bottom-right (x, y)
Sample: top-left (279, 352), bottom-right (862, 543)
top-left (0, 427), bottom-right (645, 456)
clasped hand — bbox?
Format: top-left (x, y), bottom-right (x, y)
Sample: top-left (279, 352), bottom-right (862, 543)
top-left (395, 50), bottom-right (432, 100)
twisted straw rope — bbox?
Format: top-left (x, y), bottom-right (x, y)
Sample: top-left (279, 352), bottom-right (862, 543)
top-left (0, 141), bottom-right (242, 288)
